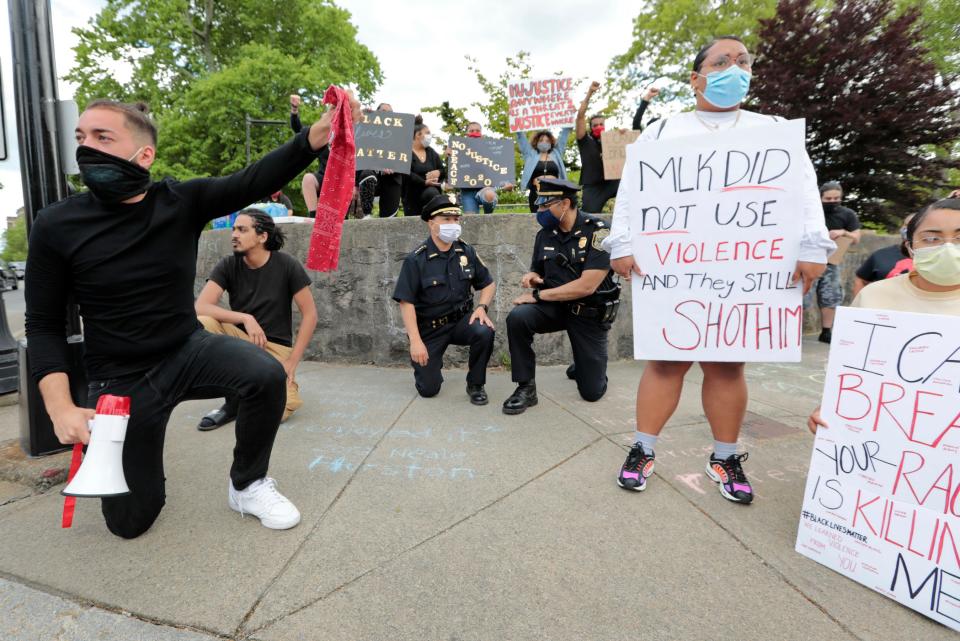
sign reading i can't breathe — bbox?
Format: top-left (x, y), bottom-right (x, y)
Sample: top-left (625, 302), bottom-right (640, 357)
top-left (797, 306), bottom-right (960, 632)
top-left (508, 77), bottom-right (577, 133)
top-left (447, 136), bottom-right (515, 189)
top-left (354, 111), bottom-right (415, 174)
top-left (624, 119), bottom-right (808, 362)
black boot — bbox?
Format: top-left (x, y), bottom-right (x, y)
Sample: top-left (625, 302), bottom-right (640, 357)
top-left (565, 363), bottom-right (576, 380)
top-left (818, 328), bottom-right (832, 344)
top-left (502, 382), bottom-right (538, 415)
top-left (466, 384), bottom-right (488, 406)
top-left (197, 398), bottom-right (239, 431)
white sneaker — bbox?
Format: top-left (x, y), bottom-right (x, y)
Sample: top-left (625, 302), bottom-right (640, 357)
top-left (228, 477), bottom-right (301, 529)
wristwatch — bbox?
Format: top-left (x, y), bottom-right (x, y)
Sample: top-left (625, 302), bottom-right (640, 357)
top-left (477, 303), bottom-right (489, 312)
top-left (532, 289), bottom-right (542, 302)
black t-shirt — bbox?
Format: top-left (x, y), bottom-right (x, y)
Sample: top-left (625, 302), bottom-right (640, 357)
top-left (823, 204), bottom-right (860, 232)
top-left (855, 244), bottom-right (913, 282)
top-left (208, 252), bottom-right (311, 347)
top-left (393, 237), bottom-right (492, 320)
top-left (576, 135), bottom-right (613, 187)
top-left (528, 159), bottom-right (560, 189)
top-left (531, 213), bottom-right (615, 304)
top-left (25, 127), bottom-right (318, 381)
top-left (404, 147), bottom-right (447, 216)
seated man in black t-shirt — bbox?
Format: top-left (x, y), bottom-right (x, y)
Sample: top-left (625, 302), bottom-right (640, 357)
top-left (852, 213), bottom-right (914, 298)
top-left (195, 210), bottom-right (317, 429)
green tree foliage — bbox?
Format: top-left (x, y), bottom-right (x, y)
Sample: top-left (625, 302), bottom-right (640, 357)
top-left (750, 0), bottom-right (960, 224)
top-left (1, 214), bottom-right (27, 262)
top-left (67, 0), bottom-right (382, 111)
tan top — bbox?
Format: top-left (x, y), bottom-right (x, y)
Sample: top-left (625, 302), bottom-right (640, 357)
top-left (851, 273), bottom-right (960, 315)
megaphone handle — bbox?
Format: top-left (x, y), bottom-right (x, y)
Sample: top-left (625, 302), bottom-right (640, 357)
top-left (61, 444), bottom-right (84, 529)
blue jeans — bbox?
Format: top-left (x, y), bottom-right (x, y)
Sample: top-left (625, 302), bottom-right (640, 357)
top-left (461, 187), bottom-right (498, 214)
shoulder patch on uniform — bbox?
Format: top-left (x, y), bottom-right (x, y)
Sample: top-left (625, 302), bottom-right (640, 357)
top-left (592, 228), bottom-right (610, 251)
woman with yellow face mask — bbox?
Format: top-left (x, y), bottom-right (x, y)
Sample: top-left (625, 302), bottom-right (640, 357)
top-left (807, 197), bottom-right (960, 432)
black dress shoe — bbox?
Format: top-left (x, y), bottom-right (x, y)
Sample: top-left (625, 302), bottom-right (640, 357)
top-left (502, 382), bottom-right (538, 415)
top-left (466, 384), bottom-right (488, 406)
top-left (565, 363), bottom-right (576, 380)
top-left (197, 406), bottom-right (237, 431)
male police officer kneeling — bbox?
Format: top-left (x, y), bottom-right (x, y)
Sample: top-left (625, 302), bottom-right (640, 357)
top-left (393, 194), bottom-right (496, 404)
top-left (503, 178), bottom-right (620, 415)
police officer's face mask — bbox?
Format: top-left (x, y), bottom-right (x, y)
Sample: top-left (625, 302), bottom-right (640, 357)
top-left (438, 223), bottom-right (462, 243)
top-left (536, 199), bottom-right (566, 229)
top-left (76, 145), bottom-right (152, 204)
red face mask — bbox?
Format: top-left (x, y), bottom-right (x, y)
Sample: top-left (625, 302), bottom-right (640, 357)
top-left (271, 191), bottom-right (282, 200)
top-left (466, 131), bottom-right (481, 138)
top-left (591, 125), bottom-right (605, 138)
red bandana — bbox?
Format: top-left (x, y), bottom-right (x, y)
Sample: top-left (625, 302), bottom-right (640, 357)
top-left (307, 86), bottom-right (356, 271)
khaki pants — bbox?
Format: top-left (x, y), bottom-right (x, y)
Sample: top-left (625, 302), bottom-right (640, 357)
top-left (198, 316), bottom-right (303, 421)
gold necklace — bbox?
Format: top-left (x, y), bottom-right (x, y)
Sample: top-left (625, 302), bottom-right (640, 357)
top-left (694, 109), bottom-right (742, 132)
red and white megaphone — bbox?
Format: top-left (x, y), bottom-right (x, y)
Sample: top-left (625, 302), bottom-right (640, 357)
top-left (62, 394), bottom-right (131, 498)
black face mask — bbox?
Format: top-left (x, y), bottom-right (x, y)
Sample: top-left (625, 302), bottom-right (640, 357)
top-left (76, 145), bottom-right (152, 204)
top-left (822, 202), bottom-right (840, 215)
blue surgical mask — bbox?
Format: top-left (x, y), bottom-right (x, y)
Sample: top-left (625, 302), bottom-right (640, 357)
top-left (699, 65), bottom-right (751, 109)
top-left (536, 207), bottom-right (560, 230)
top-left (536, 142), bottom-right (552, 153)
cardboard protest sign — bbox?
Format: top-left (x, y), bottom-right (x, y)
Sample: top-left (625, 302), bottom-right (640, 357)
top-left (601, 129), bottom-right (641, 180)
top-left (508, 77), bottom-right (577, 133)
top-left (797, 306), bottom-right (960, 632)
top-left (447, 136), bottom-right (516, 189)
top-left (625, 119), bottom-right (808, 362)
top-left (828, 235), bottom-right (854, 266)
top-left (354, 111), bottom-right (415, 174)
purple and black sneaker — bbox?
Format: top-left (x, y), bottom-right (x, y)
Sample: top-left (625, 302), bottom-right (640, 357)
top-left (705, 452), bottom-right (754, 504)
top-left (617, 443), bottom-right (656, 492)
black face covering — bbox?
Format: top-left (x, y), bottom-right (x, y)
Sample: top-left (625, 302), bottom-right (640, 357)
top-left (822, 202), bottom-right (840, 215)
top-left (76, 145), bottom-right (152, 204)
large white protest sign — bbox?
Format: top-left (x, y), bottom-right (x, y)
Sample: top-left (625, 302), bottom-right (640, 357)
top-left (508, 77), bottom-right (577, 133)
top-left (797, 306), bottom-right (960, 631)
top-left (625, 119), bottom-right (807, 362)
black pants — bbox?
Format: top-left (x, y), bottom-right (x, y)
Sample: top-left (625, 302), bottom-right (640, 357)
top-left (412, 314), bottom-right (495, 397)
top-left (356, 169), bottom-right (402, 217)
top-left (528, 189), bottom-right (539, 213)
top-left (506, 302), bottom-right (609, 402)
top-left (403, 186), bottom-right (441, 220)
top-left (86, 329), bottom-right (286, 539)
top-left (582, 181), bottom-right (620, 213)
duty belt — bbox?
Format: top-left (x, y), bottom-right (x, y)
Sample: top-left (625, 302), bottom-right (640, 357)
top-left (568, 299), bottom-right (620, 323)
top-left (419, 302), bottom-right (472, 331)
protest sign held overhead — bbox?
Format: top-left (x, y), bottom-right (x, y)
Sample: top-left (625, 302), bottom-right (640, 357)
top-left (447, 135), bottom-right (516, 189)
top-left (625, 119), bottom-right (808, 362)
top-left (508, 77), bottom-right (578, 133)
top-left (797, 306), bottom-right (960, 632)
top-left (601, 129), bottom-right (641, 180)
top-left (354, 111), bottom-right (415, 174)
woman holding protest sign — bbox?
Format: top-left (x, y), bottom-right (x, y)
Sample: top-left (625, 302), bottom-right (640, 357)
top-left (604, 36), bottom-right (835, 503)
top-left (807, 198), bottom-right (960, 433)
top-left (403, 115), bottom-right (447, 219)
top-left (517, 126), bottom-right (572, 213)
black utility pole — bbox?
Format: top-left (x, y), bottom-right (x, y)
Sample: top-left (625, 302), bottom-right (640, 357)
top-left (9, 0), bottom-right (84, 456)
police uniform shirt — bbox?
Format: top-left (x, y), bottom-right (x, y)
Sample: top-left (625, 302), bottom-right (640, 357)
top-left (531, 213), bottom-right (613, 301)
top-left (393, 236), bottom-right (493, 319)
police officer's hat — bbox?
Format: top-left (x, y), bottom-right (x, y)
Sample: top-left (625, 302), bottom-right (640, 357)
top-left (421, 193), bottom-right (462, 221)
top-left (536, 178), bottom-right (581, 207)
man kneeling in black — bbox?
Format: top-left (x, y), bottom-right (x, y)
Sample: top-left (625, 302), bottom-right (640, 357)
top-left (26, 95), bottom-right (358, 538)
top-left (503, 178), bottom-right (620, 415)
top-left (393, 194), bottom-right (496, 404)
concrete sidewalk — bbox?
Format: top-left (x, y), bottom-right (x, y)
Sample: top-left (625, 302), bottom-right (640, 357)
top-left (0, 340), bottom-right (954, 640)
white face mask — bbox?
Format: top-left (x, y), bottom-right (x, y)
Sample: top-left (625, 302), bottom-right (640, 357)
top-left (437, 223), bottom-right (462, 243)
top-left (421, 134), bottom-right (433, 148)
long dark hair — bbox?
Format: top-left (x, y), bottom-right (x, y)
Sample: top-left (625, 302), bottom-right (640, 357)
top-left (905, 198), bottom-right (960, 245)
top-left (237, 208), bottom-right (285, 251)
